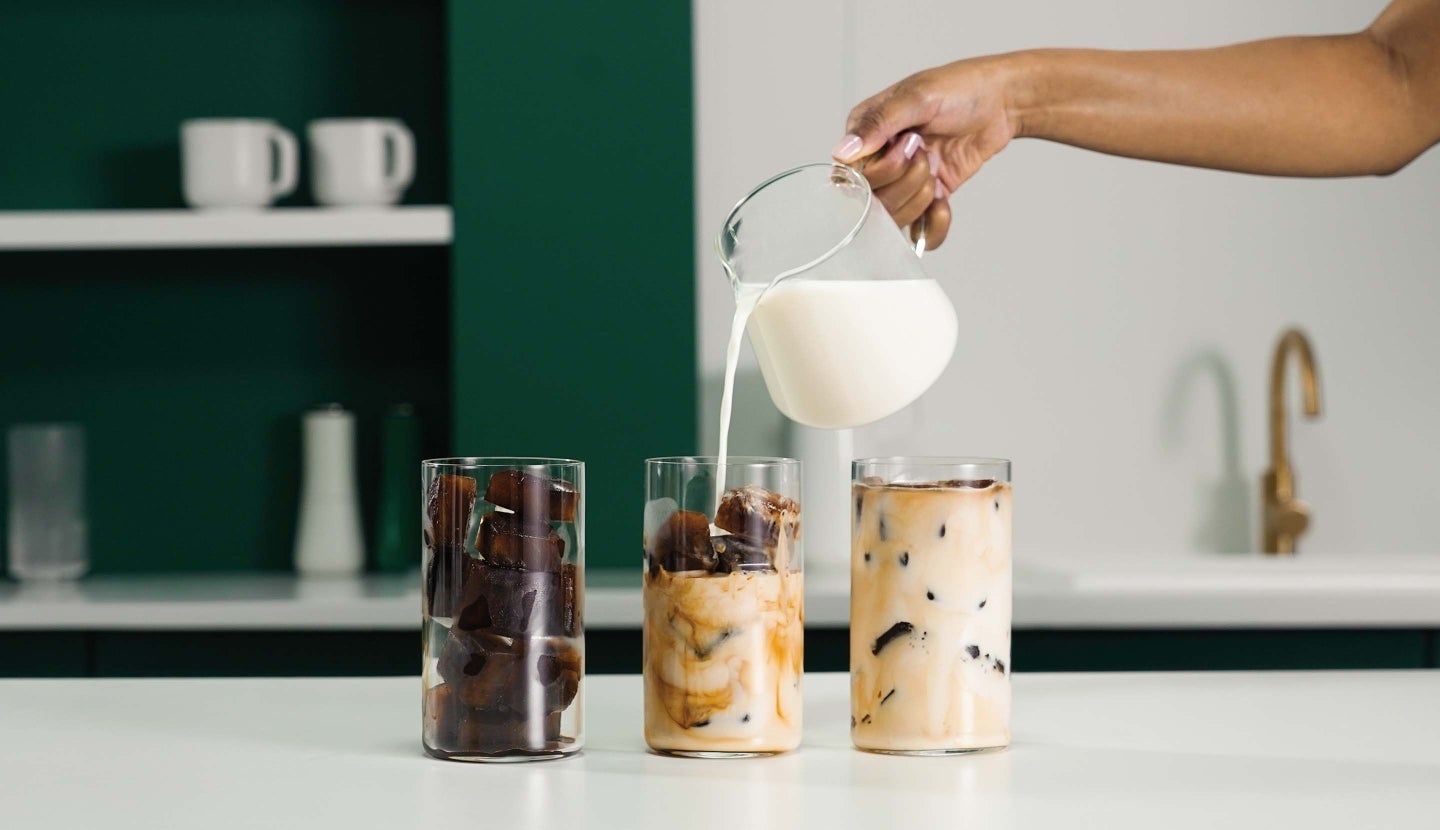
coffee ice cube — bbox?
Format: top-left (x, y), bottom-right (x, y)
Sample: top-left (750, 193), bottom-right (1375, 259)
top-left (454, 559), bottom-right (564, 636)
top-left (642, 497), bottom-right (680, 547)
top-left (426, 474), bottom-right (477, 551)
top-left (478, 511), bottom-right (565, 572)
top-left (425, 545), bottom-right (477, 619)
top-left (536, 637), bottom-right (582, 713)
top-left (425, 684), bottom-right (562, 752)
top-left (649, 509), bottom-right (717, 573)
top-left (715, 485), bottom-right (800, 548)
top-left (484, 470), bottom-right (578, 522)
top-left (938, 479), bottom-right (996, 489)
top-left (711, 533), bottom-right (773, 573)
top-left (437, 628), bottom-right (580, 715)
top-left (560, 563), bottom-right (581, 637)
top-left (438, 627), bottom-right (525, 711)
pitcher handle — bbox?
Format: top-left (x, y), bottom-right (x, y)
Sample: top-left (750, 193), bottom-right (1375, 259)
top-left (853, 150), bottom-right (928, 259)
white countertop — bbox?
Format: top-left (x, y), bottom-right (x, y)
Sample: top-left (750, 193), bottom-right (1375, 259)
top-left (0, 670), bottom-right (1435, 828)
top-left (3, 550), bottom-right (1440, 630)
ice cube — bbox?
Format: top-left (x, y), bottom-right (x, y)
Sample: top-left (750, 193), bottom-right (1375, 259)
top-left (648, 509), bottom-right (717, 573)
top-left (454, 559), bottom-right (565, 636)
top-left (425, 683), bottom-right (561, 752)
top-left (477, 511), bottom-right (565, 572)
top-left (438, 628), bottom-right (525, 711)
top-left (425, 474), bottom-right (477, 551)
top-left (939, 479), bottom-right (996, 489)
top-left (425, 545), bottom-right (478, 619)
top-left (642, 497), bottom-right (679, 547)
top-left (484, 470), bottom-right (578, 522)
top-left (710, 533), bottom-right (774, 573)
top-left (437, 629), bottom-right (580, 716)
top-left (560, 563), bottom-right (581, 637)
top-left (715, 484), bottom-right (800, 547)
top-left (535, 637), bottom-right (582, 712)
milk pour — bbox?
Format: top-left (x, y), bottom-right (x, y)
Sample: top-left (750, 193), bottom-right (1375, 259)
top-left (714, 282), bottom-right (765, 508)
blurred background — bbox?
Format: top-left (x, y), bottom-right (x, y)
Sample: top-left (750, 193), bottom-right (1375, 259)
top-left (2, 0), bottom-right (1437, 677)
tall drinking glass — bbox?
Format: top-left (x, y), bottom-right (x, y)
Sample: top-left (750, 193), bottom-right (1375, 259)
top-left (643, 456), bottom-right (803, 757)
top-left (7, 424), bottom-right (88, 581)
top-left (420, 458), bottom-right (584, 762)
top-left (850, 457), bottom-right (1012, 754)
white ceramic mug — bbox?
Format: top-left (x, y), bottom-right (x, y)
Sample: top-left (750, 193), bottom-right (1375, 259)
top-left (181, 119), bottom-right (298, 209)
top-left (307, 118), bottom-right (415, 207)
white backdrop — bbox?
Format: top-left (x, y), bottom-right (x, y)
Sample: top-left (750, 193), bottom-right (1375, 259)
top-left (694, 0), bottom-right (1440, 555)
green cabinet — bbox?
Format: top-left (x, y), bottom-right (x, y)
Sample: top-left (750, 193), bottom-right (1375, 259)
top-left (0, 1), bottom-right (450, 575)
top-left (3, 628), bottom-right (1433, 677)
top-left (0, 633), bottom-right (89, 677)
top-left (447, 0), bottom-right (696, 569)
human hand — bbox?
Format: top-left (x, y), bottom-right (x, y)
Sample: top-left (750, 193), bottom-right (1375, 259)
top-left (832, 57), bottom-right (1021, 250)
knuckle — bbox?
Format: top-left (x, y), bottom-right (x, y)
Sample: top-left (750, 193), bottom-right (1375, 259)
top-left (850, 107), bottom-right (887, 138)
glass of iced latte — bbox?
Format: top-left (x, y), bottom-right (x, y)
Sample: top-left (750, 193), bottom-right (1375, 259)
top-left (642, 456), bottom-right (804, 757)
top-left (850, 457), bottom-right (1012, 754)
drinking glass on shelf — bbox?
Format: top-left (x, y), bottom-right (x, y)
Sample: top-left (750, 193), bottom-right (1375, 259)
top-left (420, 457), bottom-right (584, 762)
top-left (642, 456), bottom-right (803, 757)
top-left (850, 457), bottom-right (1012, 754)
top-left (7, 424), bottom-right (88, 581)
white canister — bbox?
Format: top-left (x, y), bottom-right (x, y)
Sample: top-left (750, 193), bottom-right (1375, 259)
top-left (785, 422), bottom-right (853, 575)
top-left (294, 405), bottom-right (366, 576)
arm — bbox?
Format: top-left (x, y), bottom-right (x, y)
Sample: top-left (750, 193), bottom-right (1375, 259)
top-left (839, 0), bottom-right (1440, 248)
top-left (1012, 0), bottom-right (1440, 177)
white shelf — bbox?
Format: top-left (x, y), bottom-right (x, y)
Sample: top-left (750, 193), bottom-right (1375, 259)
top-left (0, 206), bottom-right (452, 250)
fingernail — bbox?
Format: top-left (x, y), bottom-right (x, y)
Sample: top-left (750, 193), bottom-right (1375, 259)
top-left (927, 151), bottom-right (940, 176)
top-left (934, 180), bottom-right (946, 200)
top-left (832, 134), bottom-right (863, 161)
top-left (900, 132), bottom-right (923, 159)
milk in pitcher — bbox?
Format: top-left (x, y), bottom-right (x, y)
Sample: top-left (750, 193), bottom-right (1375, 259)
top-left (746, 277), bottom-right (956, 429)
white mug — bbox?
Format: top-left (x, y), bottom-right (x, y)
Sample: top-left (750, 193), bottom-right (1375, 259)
top-left (181, 119), bottom-right (298, 209)
top-left (307, 118), bottom-right (415, 207)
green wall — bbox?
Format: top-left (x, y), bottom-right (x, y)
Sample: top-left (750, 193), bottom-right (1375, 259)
top-left (0, 1), bottom-right (449, 572)
top-left (0, 248), bottom-right (450, 572)
top-left (1, 0), bottom-right (447, 209)
top-left (447, 1), bottom-right (697, 569)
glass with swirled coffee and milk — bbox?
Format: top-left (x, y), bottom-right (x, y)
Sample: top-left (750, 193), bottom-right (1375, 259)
top-left (850, 457), bottom-right (1012, 754)
top-left (642, 456), bottom-right (803, 757)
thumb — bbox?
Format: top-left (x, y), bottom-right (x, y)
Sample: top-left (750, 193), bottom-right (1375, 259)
top-left (833, 84), bottom-right (931, 163)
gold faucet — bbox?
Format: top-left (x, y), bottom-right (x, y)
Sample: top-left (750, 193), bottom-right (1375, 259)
top-left (1262, 328), bottom-right (1322, 555)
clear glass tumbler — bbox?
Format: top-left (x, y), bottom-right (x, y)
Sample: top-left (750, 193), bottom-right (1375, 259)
top-left (7, 424), bottom-right (88, 581)
top-left (850, 457), bottom-right (1012, 754)
top-left (642, 456), bottom-right (804, 757)
top-left (420, 457), bottom-right (584, 762)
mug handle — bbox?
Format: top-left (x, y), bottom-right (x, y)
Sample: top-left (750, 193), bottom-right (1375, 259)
top-left (382, 122), bottom-right (416, 192)
top-left (268, 126), bottom-right (299, 199)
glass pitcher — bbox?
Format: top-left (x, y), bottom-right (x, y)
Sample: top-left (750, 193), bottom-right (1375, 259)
top-left (717, 163), bottom-right (958, 430)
